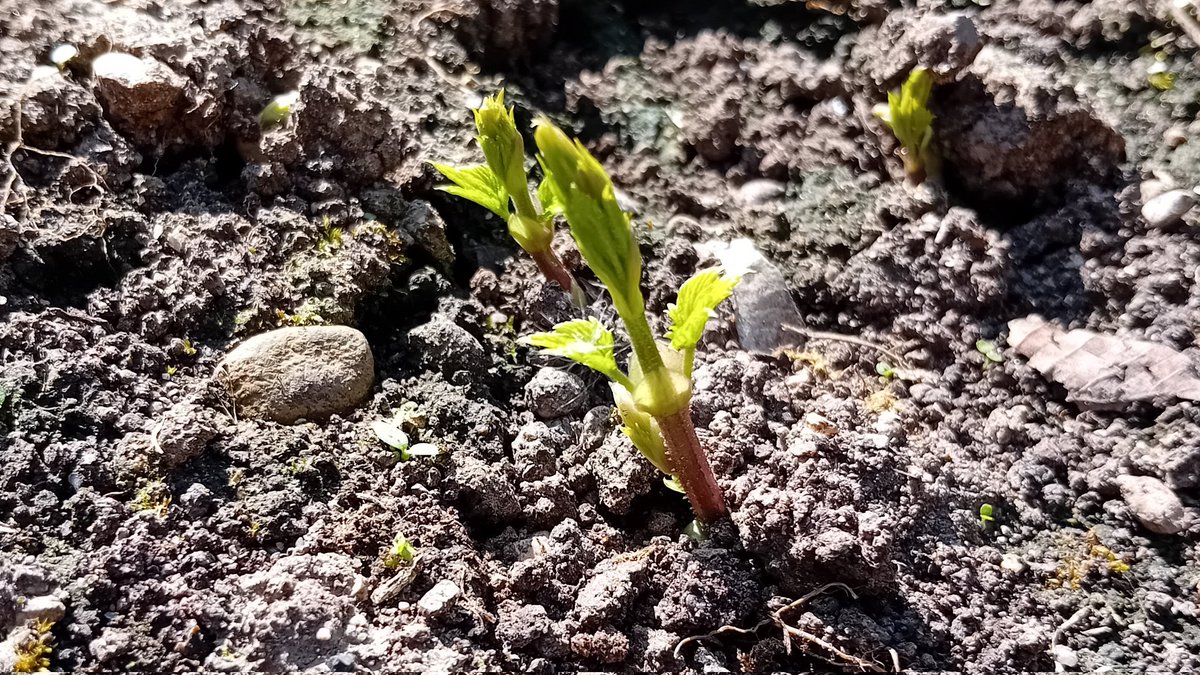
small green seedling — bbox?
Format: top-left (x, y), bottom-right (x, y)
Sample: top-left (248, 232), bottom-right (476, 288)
top-left (979, 503), bottom-right (995, 526)
top-left (521, 120), bottom-right (739, 524)
top-left (876, 68), bottom-right (937, 184)
top-left (371, 417), bottom-right (440, 461)
top-left (433, 91), bottom-right (583, 303)
top-left (316, 215), bottom-right (343, 254)
top-left (975, 339), bottom-right (1004, 365)
top-left (1148, 51), bottom-right (1176, 91)
top-left (181, 337), bottom-right (197, 356)
top-left (12, 618), bottom-right (54, 673)
top-left (260, 91), bottom-right (300, 128)
top-left (875, 361), bottom-right (897, 379)
top-left (383, 533), bottom-right (416, 569)
top-left (49, 44), bottom-right (77, 70)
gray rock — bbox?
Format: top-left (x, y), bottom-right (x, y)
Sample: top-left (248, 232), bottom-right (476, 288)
top-left (587, 432), bottom-right (656, 515)
top-left (407, 319), bottom-right (488, 377)
top-left (153, 400), bottom-right (222, 470)
top-left (525, 368), bottom-right (587, 419)
top-left (1141, 189), bottom-right (1195, 229)
top-left (218, 326), bottom-right (374, 424)
top-left (735, 179), bottom-right (785, 205)
top-left (91, 52), bottom-right (186, 145)
top-left (575, 558), bottom-right (648, 628)
top-left (0, 215), bottom-right (18, 263)
top-left (1117, 474), bottom-right (1186, 535)
top-left (418, 580), bottom-right (461, 618)
top-left (400, 201), bottom-right (456, 271)
top-left (452, 454), bottom-right (521, 522)
top-left (711, 238), bottom-right (804, 354)
top-left (865, 11), bottom-right (982, 84)
top-left (496, 603), bottom-right (551, 650)
top-left (15, 595), bottom-right (65, 624)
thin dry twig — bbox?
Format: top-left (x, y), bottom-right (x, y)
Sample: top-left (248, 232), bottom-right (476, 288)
top-left (675, 582), bottom-right (892, 672)
top-left (1168, 0), bottom-right (1200, 49)
top-left (1049, 605), bottom-right (1090, 673)
top-left (783, 324), bottom-right (912, 369)
top-left (1, 97), bottom-right (25, 213)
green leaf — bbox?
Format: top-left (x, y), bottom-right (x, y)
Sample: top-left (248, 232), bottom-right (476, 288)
top-left (975, 339), bottom-right (1004, 364)
top-left (473, 90), bottom-right (535, 215)
top-left (372, 419), bottom-right (409, 452)
top-left (520, 318), bottom-right (628, 385)
top-left (665, 267), bottom-right (740, 351)
top-left (533, 120), bottom-right (642, 313)
top-left (407, 442), bottom-right (440, 457)
top-left (260, 91), bottom-right (300, 128)
top-left (431, 163), bottom-right (510, 220)
top-left (979, 503), bottom-right (995, 524)
top-left (663, 476), bottom-right (685, 493)
top-left (879, 68), bottom-right (935, 177)
top-left (609, 383), bottom-right (671, 475)
top-left (384, 533), bottom-right (416, 568)
top-left (537, 170), bottom-right (564, 217)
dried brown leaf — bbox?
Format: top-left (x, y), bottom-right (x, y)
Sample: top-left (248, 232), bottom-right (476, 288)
top-left (1007, 315), bottom-right (1200, 408)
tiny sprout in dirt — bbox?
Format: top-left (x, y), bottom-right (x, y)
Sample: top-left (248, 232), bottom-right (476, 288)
top-left (260, 90), bottom-right (300, 128)
top-left (372, 416), bottom-right (441, 461)
top-left (433, 91), bottom-right (583, 303)
top-left (13, 618), bottom-right (54, 673)
top-left (384, 533), bottom-right (417, 569)
top-left (49, 44), bottom-right (77, 70)
top-left (876, 68), bottom-right (936, 184)
top-left (875, 361), bottom-right (896, 379)
top-left (975, 339), bottom-right (1004, 364)
top-left (1147, 52), bottom-right (1176, 91)
top-left (521, 119), bottom-right (740, 524)
top-left (979, 503), bottom-right (995, 526)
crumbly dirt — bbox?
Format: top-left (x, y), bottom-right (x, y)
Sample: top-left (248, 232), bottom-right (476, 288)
top-left (2, 0), bottom-right (1199, 672)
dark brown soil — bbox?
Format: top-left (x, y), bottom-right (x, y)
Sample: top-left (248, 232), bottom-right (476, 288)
top-left (2, 0), bottom-right (1199, 672)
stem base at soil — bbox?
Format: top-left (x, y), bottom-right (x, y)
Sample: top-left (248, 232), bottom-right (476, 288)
top-left (656, 407), bottom-right (727, 523)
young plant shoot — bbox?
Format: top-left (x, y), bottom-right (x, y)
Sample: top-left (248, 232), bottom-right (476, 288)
top-left (433, 91), bottom-right (582, 303)
top-left (875, 67), bottom-right (936, 184)
top-left (522, 120), bottom-right (739, 524)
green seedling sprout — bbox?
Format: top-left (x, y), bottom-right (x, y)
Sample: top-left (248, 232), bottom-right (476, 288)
top-left (260, 91), bottom-right (300, 128)
top-left (875, 361), bottom-right (897, 379)
top-left (979, 503), bottom-right (995, 526)
top-left (521, 120), bottom-right (739, 524)
top-left (433, 91), bottom-right (583, 304)
top-left (975, 339), bottom-right (1004, 365)
top-left (876, 68), bottom-right (936, 184)
top-left (383, 533), bottom-right (417, 569)
top-left (372, 416), bottom-right (441, 461)
top-left (49, 44), bottom-right (78, 70)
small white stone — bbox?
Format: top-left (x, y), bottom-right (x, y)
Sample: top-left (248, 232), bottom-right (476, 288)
top-left (736, 179), bottom-right (786, 205)
top-left (1000, 553), bottom-right (1027, 574)
top-left (418, 580), bottom-right (461, 618)
top-left (1051, 644), bottom-right (1078, 668)
top-left (861, 433), bottom-right (891, 450)
top-left (315, 626), bottom-right (333, 641)
top-left (1142, 189), bottom-right (1195, 228)
top-left (15, 595), bottom-right (66, 624)
top-left (1117, 474), bottom-right (1186, 535)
